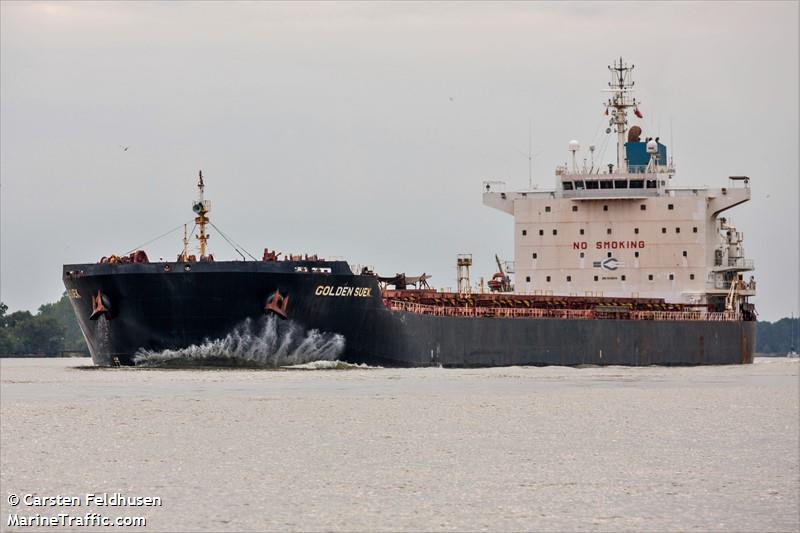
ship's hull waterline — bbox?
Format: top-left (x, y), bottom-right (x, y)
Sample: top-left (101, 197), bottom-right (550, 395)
top-left (63, 262), bottom-right (755, 367)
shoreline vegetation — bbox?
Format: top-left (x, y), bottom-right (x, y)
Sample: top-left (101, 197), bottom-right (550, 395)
top-left (0, 294), bottom-right (797, 358)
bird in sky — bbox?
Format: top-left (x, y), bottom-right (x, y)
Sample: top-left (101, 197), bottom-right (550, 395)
top-left (120, 145), bottom-right (130, 152)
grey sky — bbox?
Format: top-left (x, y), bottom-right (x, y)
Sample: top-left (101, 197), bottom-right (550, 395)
top-left (1, 1), bottom-right (797, 321)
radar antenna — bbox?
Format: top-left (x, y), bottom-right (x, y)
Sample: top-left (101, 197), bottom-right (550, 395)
top-left (605, 57), bottom-right (640, 173)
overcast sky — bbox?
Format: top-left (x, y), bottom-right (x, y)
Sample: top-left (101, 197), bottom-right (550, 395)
top-left (1, 1), bottom-right (798, 321)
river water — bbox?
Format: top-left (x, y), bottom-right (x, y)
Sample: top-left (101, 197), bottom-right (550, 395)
top-left (1, 357), bottom-right (798, 532)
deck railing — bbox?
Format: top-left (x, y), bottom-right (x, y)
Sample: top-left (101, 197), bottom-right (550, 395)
top-left (385, 300), bottom-right (740, 321)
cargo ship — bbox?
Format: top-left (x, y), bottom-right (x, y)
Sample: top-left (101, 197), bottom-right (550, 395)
top-left (63, 59), bottom-right (757, 367)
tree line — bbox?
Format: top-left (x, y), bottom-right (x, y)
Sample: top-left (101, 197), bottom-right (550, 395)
top-left (756, 316), bottom-right (799, 355)
top-left (0, 294), bottom-right (798, 356)
top-left (0, 294), bottom-right (86, 356)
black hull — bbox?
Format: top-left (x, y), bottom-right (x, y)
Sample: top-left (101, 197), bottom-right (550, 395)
top-left (63, 262), bottom-right (756, 367)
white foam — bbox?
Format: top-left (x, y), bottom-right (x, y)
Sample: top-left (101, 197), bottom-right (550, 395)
top-left (133, 316), bottom-right (345, 368)
top-left (754, 356), bottom-right (800, 364)
top-left (283, 360), bottom-right (379, 370)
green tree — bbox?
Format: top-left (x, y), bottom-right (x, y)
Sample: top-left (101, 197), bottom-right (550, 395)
top-left (0, 298), bottom-right (82, 356)
top-left (38, 293), bottom-right (86, 352)
top-left (4, 310), bottom-right (32, 328)
top-left (14, 316), bottom-right (65, 356)
top-left (0, 302), bottom-right (16, 355)
top-left (757, 317), bottom-right (799, 354)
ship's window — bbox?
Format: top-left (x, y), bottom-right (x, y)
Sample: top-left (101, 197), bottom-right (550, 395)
top-left (630, 179), bottom-right (644, 188)
top-left (683, 250), bottom-right (687, 257)
top-left (586, 180), bottom-right (599, 190)
top-left (607, 252), bottom-right (612, 258)
top-left (567, 276), bottom-right (572, 282)
top-left (614, 179), bottom-right (628, 188)
top-left (690, 274), bottom-right (695, 280)
top-left (522, 229), bottom-right (527, 236)
top-left (640, 204), bottom-right (647, 211)
top-left (545, 206), bottom-right (551, 212)
top-left (662, 227), bottom-right (667, 234)
top-left (580, 252), bottom-right (585, 258)
top-left (572, 205), bottom-right (578, 212)
top-left (621, 275), bottom-right (626, 281)
top-left (646, 180), bottom-right (657, 189)
top-left (538, 229), bottom-right (543, 236)
top-left (553, 229), bottom-right (557, 235)
top-left (635, 251), bottom-right (640, 258)
top-left (693, 226), bottom-right (698, 233)
top-left (526, 276), bottom-right (531, 282)
top-left (575, 180), bottom-right (585, 190)
top-left (606, 228), bottom-right (612, 235)
top-left (669, 274), bottom-right (674, 281)
top-left (675, 227), bottom-right (680, 234)
top-left (546, 276), bottom-right (551, 282)
top-left (634, 228), bottom-right (639, 234)
top-left (603, 205), bottom-right (609, 211)
top-left (532, 252), bottom-right (537, 259)
top-left (563, 181), bottom-right (574, 190)
top-left (668, 204), bottom-right (674, 210)
top-left (593, 275), bottom-right (599, 282)
top-left (648, 274), bottom-right (654, 281)
top-left (600, 180), bottom-right (613, 189)
top-left (579, 228), bottom-right (585, 235)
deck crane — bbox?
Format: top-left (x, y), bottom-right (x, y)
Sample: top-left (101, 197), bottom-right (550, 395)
top-left (488, 254), bottom-right (512, 292)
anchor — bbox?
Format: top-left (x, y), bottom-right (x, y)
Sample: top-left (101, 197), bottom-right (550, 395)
top-left (265, 289), bottom-right (289, 320)
top-left (90, 290), bottom-right (112, 320)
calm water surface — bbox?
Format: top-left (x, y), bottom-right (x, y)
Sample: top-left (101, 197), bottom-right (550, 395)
top-left (1, 358), bottom-right (798, 532)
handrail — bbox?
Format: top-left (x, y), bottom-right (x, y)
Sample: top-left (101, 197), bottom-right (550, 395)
top-left (385, 300), bottom-right (740, 322)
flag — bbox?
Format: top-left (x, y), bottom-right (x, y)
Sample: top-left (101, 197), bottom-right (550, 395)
top-left (634, 107), bottom-right (643, 118)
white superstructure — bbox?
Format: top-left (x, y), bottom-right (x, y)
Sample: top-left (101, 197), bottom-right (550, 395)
top-left (483, 59), bottom-right (755, 312)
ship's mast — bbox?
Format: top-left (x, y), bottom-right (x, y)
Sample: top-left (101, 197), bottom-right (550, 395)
top-left (606, 57), bottom-right (639, 173)
top-left (180, 224), bottom-right (189, 262)
top-left (193, 170), bottom-right (210, 258)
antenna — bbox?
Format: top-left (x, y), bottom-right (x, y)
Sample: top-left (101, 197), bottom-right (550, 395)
top-left (528, 118), bottom-right (532, 189)
top-left (514, 122), bottom-right (540, 190)
top-left (605, 57), bottom-right (638, 173)
top-left (670, 115), bottom-right (675, 169)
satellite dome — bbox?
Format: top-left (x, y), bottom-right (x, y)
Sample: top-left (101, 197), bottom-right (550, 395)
top-left (568, 140), bottom-right (580, 152)
top-left (646, 139), bottom-right (658, 154)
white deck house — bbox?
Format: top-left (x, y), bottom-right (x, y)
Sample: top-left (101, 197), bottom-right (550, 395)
top-left (483, 59), bottom-right (755, 311)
